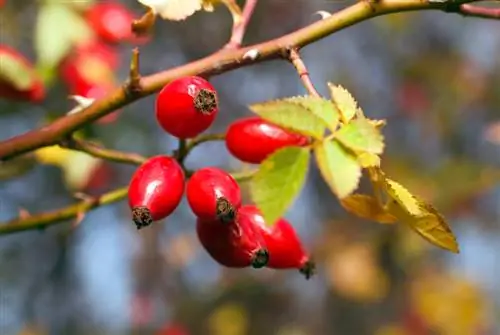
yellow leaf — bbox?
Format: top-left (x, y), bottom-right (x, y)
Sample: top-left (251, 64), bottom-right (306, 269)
top-left (384, 178), bottom-right (459, 253)
top-left (357, 152), bottom-right (380, 168)
top-left (340, 194), bottom-right (397, 224)
top-left (61, 151), bottom-right (102, 191)
top-left (384, 178), bottom-right (423, 216)
top-left (314, 140), bottom-right (361, 199)
top-left (34, 145), bottom-right (72, 167)
top-left (327, 83), bottom-right (358, 123)
top-left (411, 203), bottom-right (460, 253)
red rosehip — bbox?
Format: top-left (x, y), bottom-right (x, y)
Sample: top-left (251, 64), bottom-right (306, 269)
top-left (0, 45), bottom-right (45, 103)
top-left (225, 116), bottom-right (310, 164)
top-left (60, 42), bottom-right (117, 93)
top-left (156, 76), bottom-right (218, 139)
top-left (85, 1), bottom-right (135, 43)
top-left (237, 205), bottom-right (315, 279)
top-left (186, 167), bottom-right (241, 223)
top-left (128, 156), bottom-right (185, 229)
top-left (196, 217), bottom-right (269, 269)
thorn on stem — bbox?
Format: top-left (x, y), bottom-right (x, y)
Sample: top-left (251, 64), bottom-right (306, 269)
top-left (125, 48), bottom-right (142, 96)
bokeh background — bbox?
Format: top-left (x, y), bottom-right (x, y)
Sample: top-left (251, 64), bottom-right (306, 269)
top-left (1, 1), bottom-right (500, 334)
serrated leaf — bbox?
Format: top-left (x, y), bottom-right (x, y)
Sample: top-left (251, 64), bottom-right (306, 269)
top-left (357, 152), bottom-right (380, 168)
top-left (412, 202), bottom-right (459, 253)
top-left (384, 178), bottom-right (423, 216)
top-left (328, 83), bottom-right (358, 123)
top-left (286, 96), bottom-right (340, 132)
top-left (250, 146), bottom-right (310, 227)
top-left (336, 118), bottom-right (385, 155)
top-left (340, 194), bottom-right (397, 224)
top-left (0, 53), bottom-right (35, 90)
top-left (35, 4), bottom-right (94, 68)
top-left (383, 178), bottom-right (459, 253)
top-left (314, 140), bottom-right (361, 198)
top-left (249, 98), bottom-right (327, 139)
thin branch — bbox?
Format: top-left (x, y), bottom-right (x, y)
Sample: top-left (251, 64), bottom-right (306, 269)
top-left (185, 133), bottom-right (226, 153)
top-left (177, 133), bottom-right (225, 165)
top-left (224, 0), bottom-right (259, 49)
top-left (457, 4), bottom-right (500, 19)
top-left (0, 170), bottom-right (256, 235)
top-left (0, 187), bottom-right (129, 235)
top-left (0, 0), bottom-right (481, 161)
top-left (60, 137), bottom-right (147, 166)
top-left (287, 48), bottom-right (320, 97)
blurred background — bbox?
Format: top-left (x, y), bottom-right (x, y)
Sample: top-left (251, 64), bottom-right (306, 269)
top-left (1, 0), bottom-right (499, 334)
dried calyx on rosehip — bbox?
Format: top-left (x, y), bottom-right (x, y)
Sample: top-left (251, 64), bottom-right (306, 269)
top-left (225, 116), bottom-right (310, 164)
top-left (155, 76), bottom-right (218, 139)
top-left (128, 156), bottom-right (185, 229)
top-left (237, 205), bottom-right (316, 279)
top-left (196, 216), bottom-right (270, 269)
top-left (186, 167), bottom-right (241, 223)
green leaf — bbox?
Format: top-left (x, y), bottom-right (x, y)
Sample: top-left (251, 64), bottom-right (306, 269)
top-left (286, 96), bottom-right (340, 132)
top-left (35, 3), bottom-right (94, 69)
top-left (314, 140), bottom-right (361, 198)
top-left (328, 83), bottom-right (358, 123)
top-left (335, 118), bottom-right (385, 155)
top-left (0, 53), bottom-right (35, 90)
top-left (250, 146), bottom-right (310, 226)
top-left (249, 97), bottom-right (328, 139)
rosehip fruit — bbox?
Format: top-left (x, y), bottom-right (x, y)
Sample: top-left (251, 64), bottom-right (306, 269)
top-left (196, 217), bottom-right (269, 269)
top-left (186, 167), bottom-right (241, 223)
top-left (128, 156), bottom-right (185, 229)
top-left (225, 116), bottom-right (310, 164)
top-left (156, 76), bottom-right (218, 139)
top-left (237, 205), bottom-right (315, 279)
top-left (0, 45), bottom-right (45, 103)
top-left (60, 42), bottom-right (117, 93)
top-left (85, 2), bottom-right (135, 43)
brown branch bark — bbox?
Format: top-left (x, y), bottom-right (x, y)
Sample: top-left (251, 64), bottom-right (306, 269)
top-left (0, 0), bottom-right (468, 162)
top-left (224, 0), bottom-right (259, 49)
top-left (288, 48), bottom-right (321, 97)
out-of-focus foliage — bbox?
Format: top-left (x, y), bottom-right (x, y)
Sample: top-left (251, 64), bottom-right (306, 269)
top-left (0, 0), bottom-right (499, 335)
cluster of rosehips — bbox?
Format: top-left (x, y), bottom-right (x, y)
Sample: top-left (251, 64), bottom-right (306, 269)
top-left (61, 1), bottom-right (145, 124)
top-left (0, 1), bottom-right (142, 123)
top-left (128, 76), bottom-right (315, 279)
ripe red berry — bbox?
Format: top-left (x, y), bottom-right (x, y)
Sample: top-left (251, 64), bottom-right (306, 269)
top-left (128, 156), bottom-right (185, 229)
top-left (0, 45), bottom-right (45, 103)
top-left (156, 76), bottom-right (218, 139)
top-left (186, 167), bottom-right (241, 223)
top-left (196, 217), bottom-right (269, 269)
top-left (60, 42), bottom-right (117, 94)
top-left (86, 2), bottom-right (135, 43)
top-left (225, 116), bottom-right (310, 164)
top-left (237, 205), bottom-right (315, 279)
